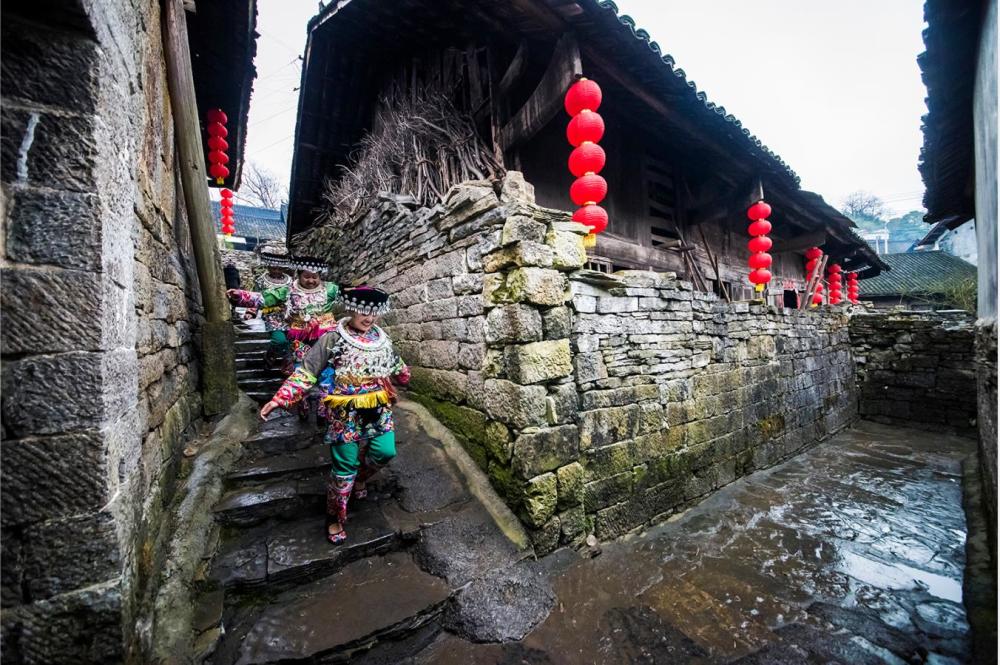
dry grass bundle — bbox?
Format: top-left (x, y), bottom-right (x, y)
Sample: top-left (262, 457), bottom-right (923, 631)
top-left (314, 87), bottom-right (502, 235)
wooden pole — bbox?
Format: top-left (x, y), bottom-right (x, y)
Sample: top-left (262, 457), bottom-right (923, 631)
top-left (163, 0), bottom-right (238, 414)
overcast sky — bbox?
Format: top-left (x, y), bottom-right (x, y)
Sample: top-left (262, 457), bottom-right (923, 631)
top-left (240, 0), bottom-right (928, 216)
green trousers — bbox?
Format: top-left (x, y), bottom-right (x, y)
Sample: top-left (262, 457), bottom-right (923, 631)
top-left (331, 431), bottom-right (397, 476)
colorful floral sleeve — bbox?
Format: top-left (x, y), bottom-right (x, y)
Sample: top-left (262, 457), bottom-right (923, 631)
top-left (271, 367), bottom-right (317, 407)
top-left (229, 289), bottom-right (264, 308)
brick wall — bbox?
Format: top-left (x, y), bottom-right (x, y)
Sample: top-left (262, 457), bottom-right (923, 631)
top-left (849, 311), bottom-right (977, 438)
top-left (1, 2), bottom-right (205, 661)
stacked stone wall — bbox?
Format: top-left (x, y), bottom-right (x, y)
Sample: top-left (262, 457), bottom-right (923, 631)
top-left (2, 2), bottom-right (206, 661)
top-left (849, 311), bottom-right (977, 438)
top-left (318, 173), bottom-right (857, 554)
top-left (976, 319), bottom-right (997, 560)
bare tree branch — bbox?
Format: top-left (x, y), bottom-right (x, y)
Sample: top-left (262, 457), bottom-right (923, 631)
top-left (841, 191), bottom-right (889, 222)
top-left (240, 162), bottom-right (287, 209)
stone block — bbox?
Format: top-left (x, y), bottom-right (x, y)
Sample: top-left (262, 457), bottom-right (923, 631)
top-left (558, 506), bottom-right (588, 544)
top-left (426, 277), bottom-right (454, 301)
top-left (579, 404), bottom-right (640, 449)
top-left (546, 229), bottom-right (587, 270)
top-left (481, 379), bottom-right (547, 429)
top-left (504, 339), bottom-right (572, 384)
top-left (6, 189), bottom-right (102, 270)
top-left (483, 242), bottom-right (554, 272)
top-left (1, 25), bottom-right (99, 113)
top-left (597, 297), bottom-right (639, 313)
top-left (1, 107), bottom-right (97, 192)
top-left (530, 515), bottom-right (562, 555)
top-left (501, 215), bottom-right (546, 246)
top-left (483, 421), bottom-right (512, 462)
top-left (419, 340), bottom-right (460, 370)
top-left (573, 295), bottom-right (597, 314)
top-left (542, 306), bottom-right (572, 340)
top-left (440, 318), bottom-right (469, 341)
top-left (584, 472), bottom-right (633, 512)
top-left (0, 579), bottom-right (123, 663)
top-left (453, 273), bottom-right (485, 295)
top-left (458, 343), bottom-right (486, 370)
top-left (521, 473), bottom-right (557, 527)
top-left (574, 352), bottom-right (608, 384)
top-left (485, 304), bottom-right (542, 345)
top-left (506, 268), bottom-right (569, 306)
top-left (0, 432), bottom-right (108, 527)
top-left (556, 462), bottom-right (585, 510)
top-left (439, 187), bottom-right (499, 231)
top-left (408, 367), bottom-right (469, 402)
top-left (512, 425), bottom-right (579, 478)
top-left (457, 295), bottom-right (484, 318)
top-left (22, 511), bottom-right (119, 601)
top-left (1, 268), bottom-right (103, 354)
top-left (499, 171), bottom-right (536, 204)
top-left (2, 351), bottom-right (104, 437)
top-left (581, 384), bottom-right (659, 410)
top-left (545, 383), bottom-right (579, 425)
top-left (419, 297), bottom-right (459, 321)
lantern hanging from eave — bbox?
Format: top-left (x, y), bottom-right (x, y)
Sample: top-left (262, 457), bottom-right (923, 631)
top-left (827, 264), bottom-right (843, 305)
top-left (746, 199), bottom-right (773, 293)
top-left (206, 108), bottom-right (230, 186)
top-left (804, 246), bottom-right (825, 307)
top-left (565, 77), bottom-right (607, 248)
top-left (846, 271), bottom-right (860, 304)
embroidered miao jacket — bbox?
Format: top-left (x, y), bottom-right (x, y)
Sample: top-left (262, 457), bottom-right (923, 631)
top-left (272, 319), bottom-right (410, 409)
top-left (252, 273), bottom-right (293, 331)
top-left (231, 280), bottom-right (340, 338)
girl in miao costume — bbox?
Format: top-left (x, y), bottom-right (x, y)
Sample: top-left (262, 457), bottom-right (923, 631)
top-left (259, 287), bottom-right (410, 544)
top-left (247, 251), bottom-right (293, 328)
top-left (227, 256), bottom-right (340, 373)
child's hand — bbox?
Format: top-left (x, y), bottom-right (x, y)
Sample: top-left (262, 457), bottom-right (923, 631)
top-left (260, 401), bottom-right (280, 420)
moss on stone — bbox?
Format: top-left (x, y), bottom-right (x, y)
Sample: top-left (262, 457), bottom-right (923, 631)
top-left (756, 414), bottom-right (786, 441)
top-left (408, 393), bottom-right (489, 470)
top-left (520, 472), bottom-right (558, 527)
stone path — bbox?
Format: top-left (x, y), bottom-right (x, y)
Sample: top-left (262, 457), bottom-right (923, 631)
top-left (413, 421), bottom-right (977, 665)
top-left (196, 323), bottom-right (978, 664)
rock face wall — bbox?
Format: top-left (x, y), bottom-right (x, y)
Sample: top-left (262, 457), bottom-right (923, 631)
top-left (1, 2), bottom-right (205, 661)
top-left (849, 311), bottom-right (978, 439)
top-left (310, 173), bottom-right (857, 554)
top-left (975, 321), bottom-right (997, 555)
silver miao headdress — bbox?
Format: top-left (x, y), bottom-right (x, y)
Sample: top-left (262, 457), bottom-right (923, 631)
top-left (339, 286), bottom-right (391, 316)
top-left (287, 255), bottom-right (329, 274)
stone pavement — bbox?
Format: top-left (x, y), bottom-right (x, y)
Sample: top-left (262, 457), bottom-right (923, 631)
top-left (196, 323), bottom-right (979, 664)
top-left (412, 420), bottom-right (977, 664)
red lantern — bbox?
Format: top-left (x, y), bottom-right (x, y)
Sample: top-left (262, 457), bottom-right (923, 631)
top-left (811, 293), bottom-right (824, 306)
top-left (572, 204), bottom-right (608, 234)
top-left (568, 142), bottom-right (606, 177)
top-left (209, 163), bottom-right (230, 181)
top-left (564, 78), bottom-right (602, 116)
top-left (209, 150), bottom-right (229, 165)
top-left (570, 174), bottom-right (608, 206)
top-left (805, 247), bottom-right (822, 260)
top-left (748, 252), bottom-right (772, 269)
top-left (208, 136), bottom-right (229, 152)
top-left (747, 219), bottom-right (772, 237)
top-left (220, 197), bottom-right (234, 209)
top-left (805, 258), bottom-right (820, 274)
top-left (221, 188), bottom-right (233, 199)
top-left (566, 110), bottom-right (605, 146)
top-left (747, 201), bottom-right (772, 221)
top-left (207, 122), bottom-right (227, 138)
top-left (748, 236), bottom-right (772, 253)
top-left (206, 108), bottom-right (228, 124)
top-left (829, 264), bottom-right (842, 273)
top-left (749, 268), bottom-right (772, 285)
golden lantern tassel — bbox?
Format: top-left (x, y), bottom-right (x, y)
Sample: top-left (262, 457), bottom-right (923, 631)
top-left (583, 233), bottom-right (597, 248)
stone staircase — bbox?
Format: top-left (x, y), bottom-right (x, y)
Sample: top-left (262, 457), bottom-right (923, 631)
top-left (232, 323), bottom-right (283, 404)
top-left (190, 325), bottom-right (541, 664)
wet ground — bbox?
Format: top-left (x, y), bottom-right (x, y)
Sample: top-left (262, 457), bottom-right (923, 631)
top-left (412, 420), bottom-right (976, 664)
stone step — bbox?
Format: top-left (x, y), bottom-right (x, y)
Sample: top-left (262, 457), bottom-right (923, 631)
top-left (227, 443), bottom-right (330, 485)
top-left (236, 368), bottom-right (285, 381)
top-left (235, 329), bottom-right (271, 341)
top-left (242, 416), bottom-right (323, 456)
top-left (235, 353), bottom-right (266, 370)
top-left (236, 377), bottom-right (284, 393)
top-left (235, 338), bottom-right (270, 353)
top-left (245, 390), bottom-right (277, 405)
top-left (214, 476), bottom-right (326, 527)
top-left (228, 552), bottom-right (451, 665)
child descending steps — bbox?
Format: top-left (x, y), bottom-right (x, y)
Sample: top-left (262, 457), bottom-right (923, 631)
top-left (259, 286), bottom-right (410, 544)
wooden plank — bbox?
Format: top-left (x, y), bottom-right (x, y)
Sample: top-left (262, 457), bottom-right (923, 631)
top-left (774, 230), bottom-right (827, 254)
top-left (498, 40), bottom-right (529, 97)
top-left (500, 33), bottom-right (580, 150)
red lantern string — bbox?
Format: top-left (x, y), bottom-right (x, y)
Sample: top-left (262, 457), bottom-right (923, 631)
top-left (565, 77), bottom-right (607, 248)
top-left (746, 200), bottom-right (773, 293)
top-left (206, 109), bottom-right (230, 185)
top-left (827, 264), bottom-right (843, 305)
top-left (846, 271), bottom-right (860, 304)
top-left (219, 187), bottom-right (236, 236)
top-left (804, 246), bottom-right (824, 307)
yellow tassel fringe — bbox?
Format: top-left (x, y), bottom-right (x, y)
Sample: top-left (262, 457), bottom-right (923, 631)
top-left (322, 390), bottom-right (390, 409)
top-left (583, 233), bottom-right (597, 248)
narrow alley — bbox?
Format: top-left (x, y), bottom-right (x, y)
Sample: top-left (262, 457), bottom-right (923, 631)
top-left (195, 325), bottom-right (978, 665)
